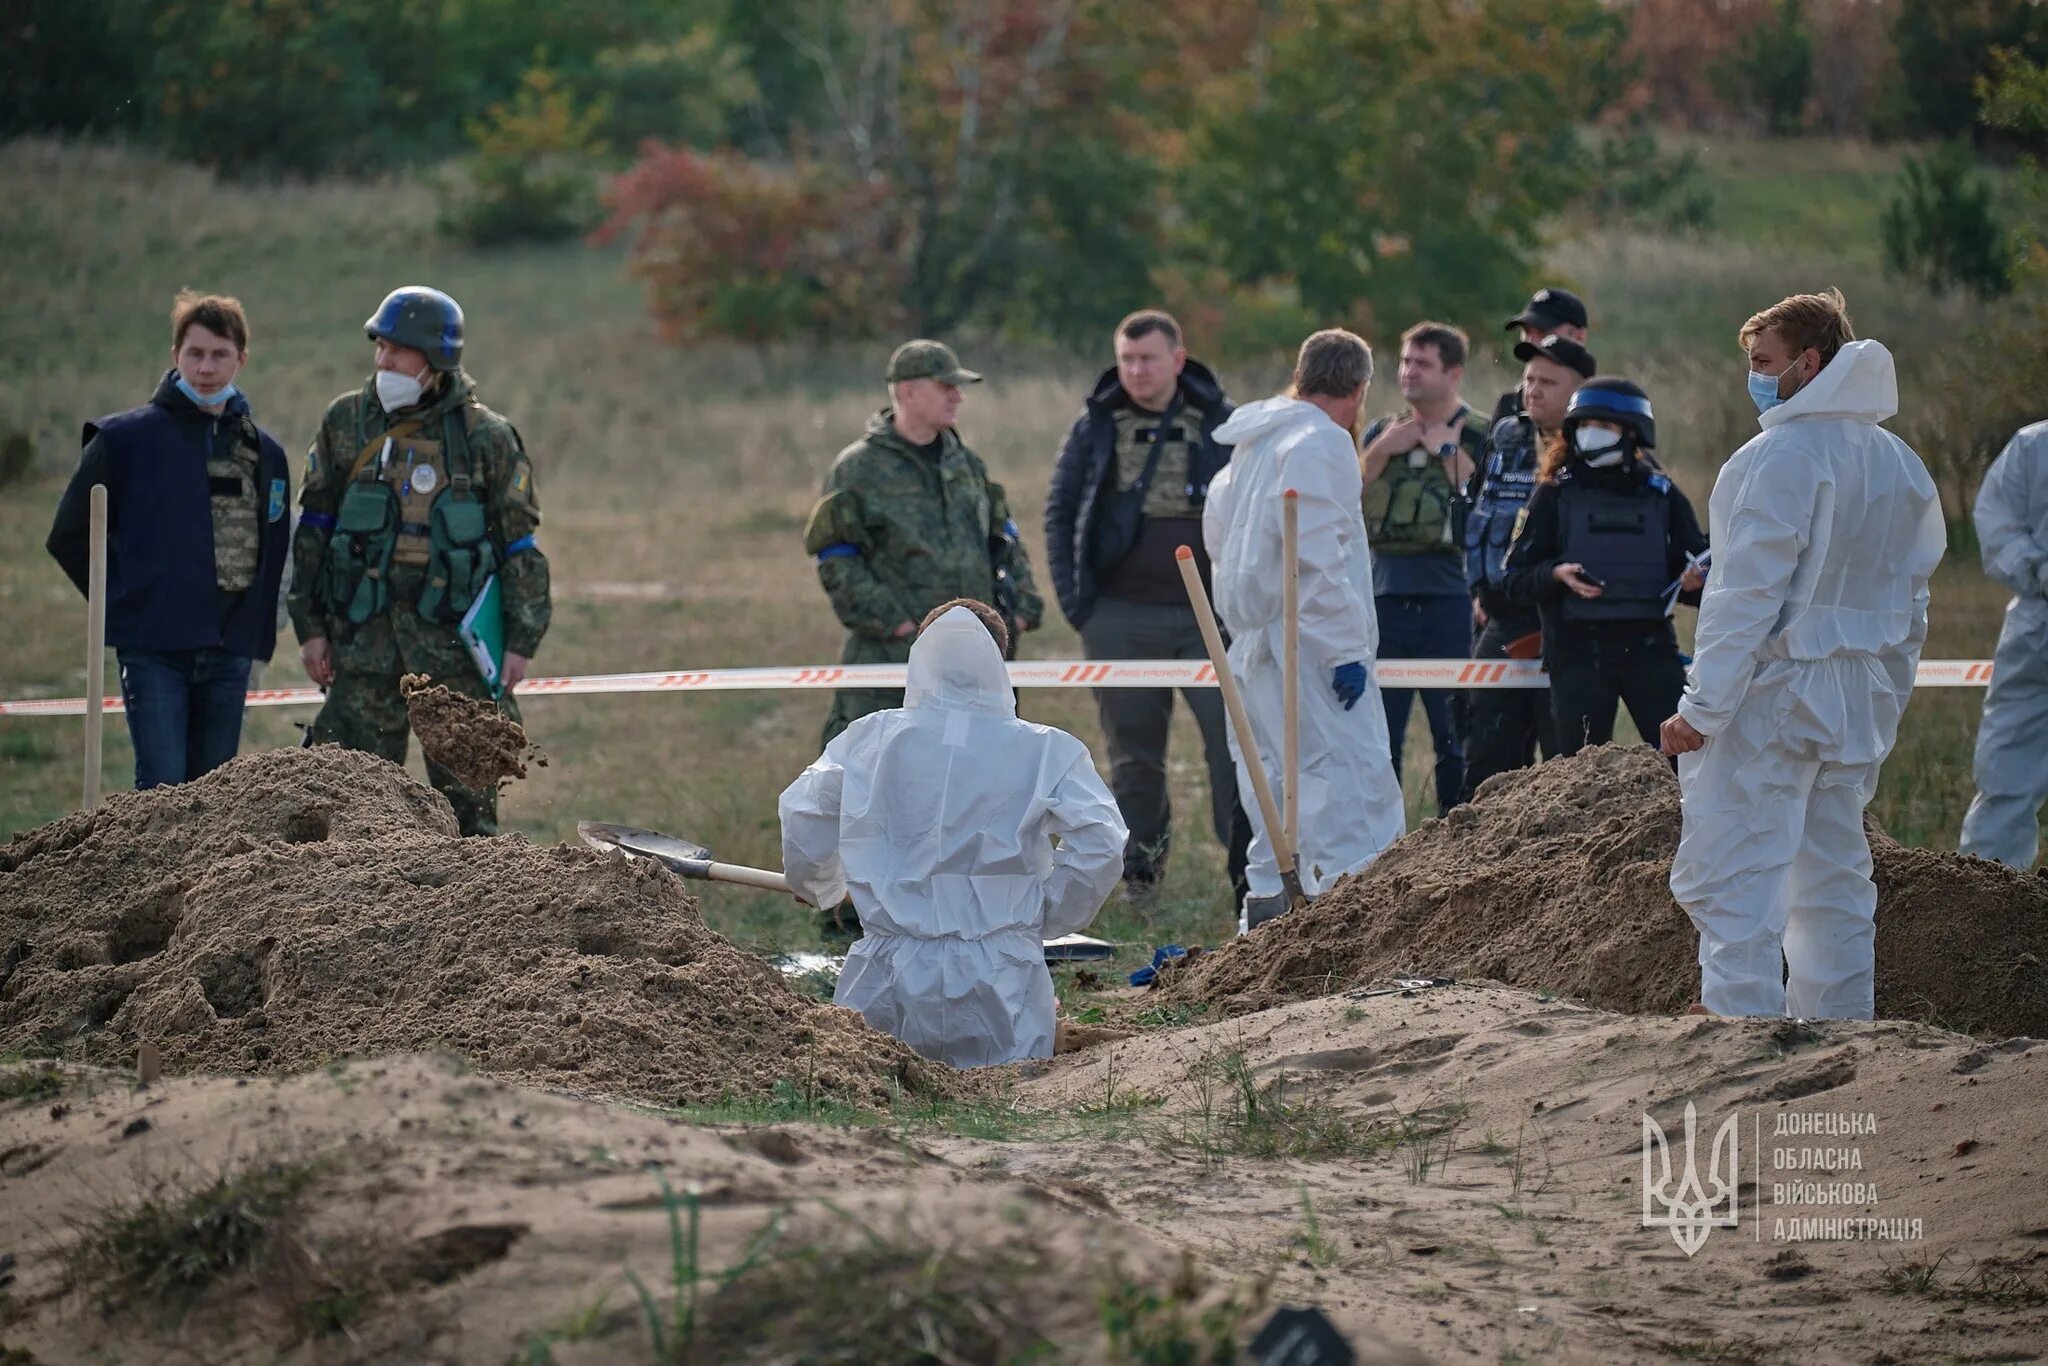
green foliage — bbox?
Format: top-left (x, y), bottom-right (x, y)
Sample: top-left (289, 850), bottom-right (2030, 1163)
top-left (1579, 128), bottom-right (1718, 231)
top-left (70, 1156), bottom-right (326, 1303)
top-left (439, 68), bottom-right (609, 247)
top-left (140, 0), bottom-right (450, 175)
top-left (1711, 0), bottom-right (1813, 136)
top-left (1097, 1266), bottom-right (1254, 1364)
top-left (1979, 48), bottom-right (2048, 146)
top-left (0, 0), bottom-right (153, 137)
top-left (0, 1062), bottom-right (64, 1103)
top-left (1180, 0), bottom-right (1626, 336)
top-left (586, 28), bottom-right (758, 148)
top-left (1884, 0), bottom-right (2048, 143)
top-left (1881, 143), bottom-right (2015, 298)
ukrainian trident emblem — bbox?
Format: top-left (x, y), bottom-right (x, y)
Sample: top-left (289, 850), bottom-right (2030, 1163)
top-left (1642, 1101), bottom-right (1741, 1256)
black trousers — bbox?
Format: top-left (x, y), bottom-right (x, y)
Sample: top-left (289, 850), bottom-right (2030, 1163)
top-left (1547, 622), bottom-right (1687, 756)
top-left (1080, 596), bottom-right (1253, 902)
top-left (1460, 615), bottom-right (1557, 802)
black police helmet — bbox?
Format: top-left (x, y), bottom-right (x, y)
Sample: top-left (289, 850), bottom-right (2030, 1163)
top-left (1563, 375), bottom-right (1655, 450)
top-left (364, 286), bottom-right (464, 371)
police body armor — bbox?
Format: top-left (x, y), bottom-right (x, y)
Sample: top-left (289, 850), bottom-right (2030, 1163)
top-left (1555, 470), bottom-right (1672, 624)
top-left (1464, 415), bottom-right (1541, 594)
top-left (317, 404), bottom-right (498, 632)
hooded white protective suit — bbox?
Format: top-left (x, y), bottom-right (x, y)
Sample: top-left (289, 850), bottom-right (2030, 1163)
top-left (1669, 340), bottom-right (1945, 1020)
top-left (1959, 421), bottom-right (2048, 868)
top-left (1206, 396), bottom-right (1406, 901)
top-left (778, 606), bottom-right (1126, 1068)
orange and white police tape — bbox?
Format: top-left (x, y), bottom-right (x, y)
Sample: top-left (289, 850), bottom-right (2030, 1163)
top-left (0, 658), bottom-right (1997, 718)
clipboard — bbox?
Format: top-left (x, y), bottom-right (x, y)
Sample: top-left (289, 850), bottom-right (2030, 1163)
top-left (459, 574), bottom-right (507, 698)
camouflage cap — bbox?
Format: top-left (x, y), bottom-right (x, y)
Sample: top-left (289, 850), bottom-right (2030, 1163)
top-left (887, 339), bottom-right (982, 386)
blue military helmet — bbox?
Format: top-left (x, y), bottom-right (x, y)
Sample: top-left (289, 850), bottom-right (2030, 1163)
top-left (364, 286), bottom-right (464, 371)
top-left (1564, 375), bottom-right (1656, 450)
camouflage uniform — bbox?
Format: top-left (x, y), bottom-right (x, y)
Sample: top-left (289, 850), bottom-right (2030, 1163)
top-left (803, 409), bottom-right (1043, 744)
top-left (287, 370), bottom-right (550, 834)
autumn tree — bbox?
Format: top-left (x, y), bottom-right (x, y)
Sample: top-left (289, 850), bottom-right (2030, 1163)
top-left (1178, 0), bottom-right (1627, 338)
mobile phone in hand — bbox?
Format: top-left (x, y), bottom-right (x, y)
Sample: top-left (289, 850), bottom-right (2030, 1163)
top-left (1578, 570), bottom-right (1606, 589)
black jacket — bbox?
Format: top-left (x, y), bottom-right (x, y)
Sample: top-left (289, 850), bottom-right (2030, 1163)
top-left (47, 371), bottom-right (291, 660)
top-left (1043, 358), bottom-right (1234, 628)
top-left (1501, 458), bottom-right (1708, 658)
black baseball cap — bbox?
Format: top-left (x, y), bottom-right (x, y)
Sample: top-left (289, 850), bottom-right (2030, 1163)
top-left (1513, 334), bottom-right (1597, 379)
top-left (1504, 287), bottom-right (1589, 333)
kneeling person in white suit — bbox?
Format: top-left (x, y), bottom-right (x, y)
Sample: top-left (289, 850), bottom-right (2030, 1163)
top-left (779, 599), bottom-right (1126, 1067)
top-left (1660, 290), bottom-right (1945, 1021)
top-left (1205, 329), bottom-right (1407, 929)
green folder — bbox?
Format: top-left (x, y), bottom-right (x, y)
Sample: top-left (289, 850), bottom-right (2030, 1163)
top-left (459, 574), bottom-right (507, 698)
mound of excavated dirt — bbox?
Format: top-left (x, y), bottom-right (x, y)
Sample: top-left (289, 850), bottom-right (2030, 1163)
top-left (401, 673), bottom-right (539, 789)
top-left (0, 748), bottom-right (951, 1105)
top-left (1158, 745), bottom-right (2048, 1038)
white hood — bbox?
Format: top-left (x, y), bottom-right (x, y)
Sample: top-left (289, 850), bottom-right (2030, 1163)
top-left (1214, 394), bottom-right (1324, 447)
top-left (1760, 338), bottom-right (1898, 430)
top-left (903, 605), bottom-right (1015, 717)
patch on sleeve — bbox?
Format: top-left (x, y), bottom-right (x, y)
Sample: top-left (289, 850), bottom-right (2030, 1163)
top-left (1511, 506), bottom-right (1529, 542)
top-left (268, 478), bottom-right (287, 523)
top-left (305, 443), bottom-right (320, 479)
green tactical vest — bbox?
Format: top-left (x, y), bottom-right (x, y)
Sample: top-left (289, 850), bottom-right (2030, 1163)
top-left (316, 403), bottom-right (499, 631)
top-left (1363, 406), bottom-right (1486, 557)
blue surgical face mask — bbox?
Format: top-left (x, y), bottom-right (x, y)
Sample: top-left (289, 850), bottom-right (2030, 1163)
top-left (1746, 359), bottom-right (1800, 415)
top-left (175, 374), bottom-right (239, 408)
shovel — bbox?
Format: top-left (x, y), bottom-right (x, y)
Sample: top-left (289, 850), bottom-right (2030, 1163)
top-left (1175, 546), bottom-right (1310, 915)
top-left (576, 822), bottom-right (1114, 961)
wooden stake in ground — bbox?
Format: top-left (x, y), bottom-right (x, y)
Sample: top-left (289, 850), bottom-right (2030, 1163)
top-left (1175, 544), bottom-right (1308, 912)
top-left (83, 483), bottom-right (108, 810)
top-left (1282, 489), bottom-right (1301, 858)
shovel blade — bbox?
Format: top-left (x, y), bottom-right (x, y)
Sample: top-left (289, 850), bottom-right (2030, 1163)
top-left (577, 821), bottom-right (713, 867)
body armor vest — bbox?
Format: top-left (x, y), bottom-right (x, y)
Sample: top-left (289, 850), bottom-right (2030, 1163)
top-left (1465, 415), bottom-right (1541, 593)
top-left (1557, 472), bottom-right (1672, 624)
top-left (317, 402), bottom-right (498, 631)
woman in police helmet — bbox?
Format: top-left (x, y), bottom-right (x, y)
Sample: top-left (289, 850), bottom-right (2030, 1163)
top-left (1501, 377), bottom-right (1709, 756)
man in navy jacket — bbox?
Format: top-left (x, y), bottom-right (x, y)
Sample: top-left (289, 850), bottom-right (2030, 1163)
top-left (48, 291), bottom-right (291, 790)
top-left (1043, 309), bottom-right (1251, 903)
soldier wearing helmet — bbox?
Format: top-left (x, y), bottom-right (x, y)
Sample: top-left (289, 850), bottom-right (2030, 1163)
top-left (287, 286), bottom-right (552, 835)
top-left (1500, 377), bottom-right (1709, 757)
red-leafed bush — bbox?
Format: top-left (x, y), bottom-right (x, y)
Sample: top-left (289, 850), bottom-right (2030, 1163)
top-left (595, 144), bottom-right (907, 345)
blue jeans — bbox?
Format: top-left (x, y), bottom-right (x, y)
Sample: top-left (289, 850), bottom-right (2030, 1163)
top-left (116, 648), bottom-right (253, 790)
top-left (1375, 593), bottom-right (1468, 815)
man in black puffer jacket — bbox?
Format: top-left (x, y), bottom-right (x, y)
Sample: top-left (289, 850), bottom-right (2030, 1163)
top-left (1044, 309), bottom-right (1250, 904)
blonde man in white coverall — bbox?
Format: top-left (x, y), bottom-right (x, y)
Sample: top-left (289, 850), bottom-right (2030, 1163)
top-left (1205, 329), bottom-right (1407, 930)
top-left (779, 600), bottom-right (1125, 1068)
top-left (1660, 291), bottom-right (1945, 1021)
top-left (1959, 420), bottom-right (2048, 867)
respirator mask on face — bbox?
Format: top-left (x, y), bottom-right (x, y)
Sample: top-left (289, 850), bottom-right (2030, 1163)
top-left (1572, 425), bottom-right (1627, 468)
top-left (375, 366), bottom-right (429, 413)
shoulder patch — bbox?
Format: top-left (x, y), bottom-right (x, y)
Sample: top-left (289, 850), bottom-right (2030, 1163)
top-left (1512, 506), bottom-right (1530, 541)
top-left (268, 478), bottom-right (287, 523)
top-left (1649, 473), bottom-right (1672, 494)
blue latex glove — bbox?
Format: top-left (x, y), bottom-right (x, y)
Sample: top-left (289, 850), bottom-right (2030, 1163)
top-left (1332, 661), bottom-right (1366, 710)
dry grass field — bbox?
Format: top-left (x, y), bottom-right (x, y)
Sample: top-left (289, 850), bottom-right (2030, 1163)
top-left (0, 135), bottom-right (2031, 960)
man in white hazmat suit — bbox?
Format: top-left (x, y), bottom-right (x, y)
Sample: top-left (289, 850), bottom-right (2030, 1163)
top-left (1661, 290), bottom-right (1945, 1021)
top-left (1959, 420), bottom-right (2048, 867)
top-left (1206, 329), bottom-right (1406, 928)
top-left (778, 599), bottom-right (1126, 1068)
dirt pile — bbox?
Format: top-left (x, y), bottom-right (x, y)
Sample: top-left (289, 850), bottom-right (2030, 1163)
top-left (400, 673), bottom-right (539, 789)
top-left (0, 748), bottom-right (951, 1105)
top-left (1158, 744), bottom-right (2048, 1038)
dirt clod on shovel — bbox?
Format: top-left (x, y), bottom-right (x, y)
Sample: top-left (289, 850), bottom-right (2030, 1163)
top-left (399, 673), bottom-right (541, 789)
